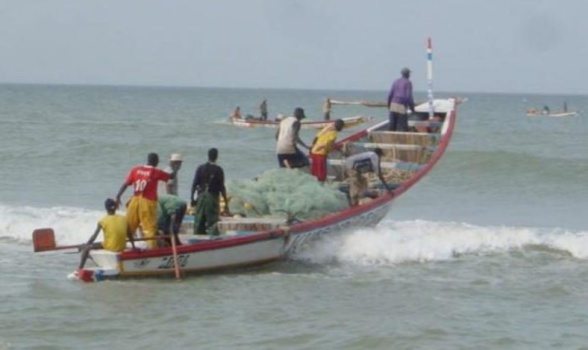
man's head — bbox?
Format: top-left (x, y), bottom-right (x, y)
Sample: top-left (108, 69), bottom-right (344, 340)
top-left (170, 153), bottom-right (183, 171)
top-left (374, 147), bottom-right (383, 157)
top-left (334, 119), bottom-right (345, 131)
top-left (104, 198), bottom-right (117, 213)
top-left (293, 107), bottom-right (306, 120)
top-left (401, 67), bottom-right (411, 78)
top-left (208, 148), bottom-right (218, 162)
top-left (147, 153), bottom-right (159, 167)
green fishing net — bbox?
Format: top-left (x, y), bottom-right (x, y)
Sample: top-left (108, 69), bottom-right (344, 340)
top-left (226, 168), bottom-right (348, 220)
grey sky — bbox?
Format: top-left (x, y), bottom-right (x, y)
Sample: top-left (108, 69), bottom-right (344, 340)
top-left (0, 0), bottom-right (584, 94)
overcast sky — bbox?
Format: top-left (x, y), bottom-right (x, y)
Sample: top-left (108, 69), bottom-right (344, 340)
top-left (0, 0), bottom-right (584, 94)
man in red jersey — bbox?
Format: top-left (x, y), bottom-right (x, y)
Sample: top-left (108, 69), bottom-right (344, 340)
top-left (115, 153), bottom-right (172, 249)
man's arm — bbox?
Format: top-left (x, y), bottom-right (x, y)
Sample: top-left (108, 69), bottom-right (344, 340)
top-left (86, 224), bottom-right (102, 245)
top-left (190, 167), bottom-right (200, 206)
top-left (219, 168), bottom-right (230, 214)
top-left (387, 83), bottom-right (394, 107)
top-left (115, 183), bottom-right (129, 208)
top-left (376, 160), bottom-right (392, 192)
top-left (293, 121), bottom-right (309, 149)
top-left (407, 81), bottom-right (415, 112)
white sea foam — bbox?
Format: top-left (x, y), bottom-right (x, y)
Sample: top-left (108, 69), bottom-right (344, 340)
top-left (0, 204), bottom-right (104, 245)
top-left (5, 204), bottom-right (588, 261)
top-left (295, 219), bottom-right (588, 265)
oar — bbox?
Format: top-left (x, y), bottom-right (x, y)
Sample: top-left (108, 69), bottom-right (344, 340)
top-left (170, 232), bottom-right (181, 280)
top-left (32, 228), bottom-right (174, 253)
top-left (33, 228), bottom-right (80, 252)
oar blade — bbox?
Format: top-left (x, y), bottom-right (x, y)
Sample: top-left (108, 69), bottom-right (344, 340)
top-left (32, 228), bottom-right (57, 252)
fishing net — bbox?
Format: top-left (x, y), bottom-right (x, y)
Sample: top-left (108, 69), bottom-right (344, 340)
top-left (226, 168), bottom-right (348, 221)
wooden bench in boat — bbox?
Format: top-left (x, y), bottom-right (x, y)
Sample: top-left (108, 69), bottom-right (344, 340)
top-left (327, 158), bottom-right (423, 171)
top-left (368, 131), bottom-right (440, 147)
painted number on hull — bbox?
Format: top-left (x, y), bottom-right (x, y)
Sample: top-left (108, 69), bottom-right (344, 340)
top-left (158, 255), bottom-right (189, 269)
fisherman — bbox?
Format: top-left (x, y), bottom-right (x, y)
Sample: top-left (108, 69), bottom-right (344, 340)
top-left (115, 153), bottom-right (172, 249)
top-left (190, 148), bottom-right (230, 236)
top-left (160, 153), bottom-right (183, 195)
top-left (275, 107), bottom-right (311, 168)
top-left (231, 106), bottom-right (241, 119)
top-left (260, 99), bottom-right (268, 120)
top-left (157, 194), bottom-right (187, 246)
top-left (77, 198), bottom-right (135, 270)
top-left (344, 148), bottom-right (390, 206)
top-left (323, 98), bottom-right (332, 121)
top-left (387, 67), bottom-right (415, 131)
top-left (310, 119), bottom-right (345, 182)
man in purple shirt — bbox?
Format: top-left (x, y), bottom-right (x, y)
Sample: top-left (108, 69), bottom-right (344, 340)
top-left (387, 67), bottom-right (415, 131)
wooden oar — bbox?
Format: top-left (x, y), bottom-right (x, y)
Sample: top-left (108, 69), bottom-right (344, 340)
top-left (170, 232), bottom-right (181, 280)
top-left (33, 228), bottom-right (79, 252)
top-left (32, 228), bottom-right (173, 253)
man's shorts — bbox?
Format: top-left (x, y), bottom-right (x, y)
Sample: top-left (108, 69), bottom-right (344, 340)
top-left (277, 149), bottom-right (309, 168)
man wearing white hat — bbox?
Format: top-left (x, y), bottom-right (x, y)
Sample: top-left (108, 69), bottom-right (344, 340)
top-left (163, 153), bottom-right (183, 195)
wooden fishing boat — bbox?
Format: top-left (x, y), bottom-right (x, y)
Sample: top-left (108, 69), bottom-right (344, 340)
top-left (229, 115), bottom-right (371, 129)
top-left (32, 98), bottom-right (458, 282)
top-left (526, 111), bottom-right (577, 118)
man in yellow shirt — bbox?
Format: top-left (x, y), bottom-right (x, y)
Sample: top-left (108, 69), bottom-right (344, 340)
top-left (78, 198), bottom-right (135, 270)
top-left (310, 119), bottom-right (345, 182)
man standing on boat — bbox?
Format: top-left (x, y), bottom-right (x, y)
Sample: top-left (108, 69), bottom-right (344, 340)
top-left (387, 67), bottom-right (415, 131)
top-left (231, 106), bottom-right (241, 119)
top-left (160, 153), bottom-right (183, 195)
top-left (323, 98), bottom-right (332, 121)
top-left (260, 99), bottom-right (268, 121)
top-left (310, 119), bottom-right (345, 182)
top-left (190, 148), bottom-right (229, 236)
top-left (115, 153), bottom-right (172, 249)
top-left (275, 107), bottom-right (311, 168)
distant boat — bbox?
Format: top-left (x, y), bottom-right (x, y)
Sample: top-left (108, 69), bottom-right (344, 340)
top-left (526, 109), bottom-right (577, 118)
top-left (229, 115), bottom-right (372, 129)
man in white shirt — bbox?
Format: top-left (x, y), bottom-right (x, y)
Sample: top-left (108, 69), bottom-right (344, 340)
top-left (275, 107), bottom-right (310, 168)
top-left (159, 153), bottom-right (183, 195)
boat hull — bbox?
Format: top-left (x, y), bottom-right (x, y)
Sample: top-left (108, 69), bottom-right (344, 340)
top-left (78, 200), bottom-right (393, 282)
top-left (527, 111), bottom-right (577, 117)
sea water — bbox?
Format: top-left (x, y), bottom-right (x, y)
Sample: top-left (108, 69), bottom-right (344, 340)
top-left (1, 84), bottom-right (588, 349)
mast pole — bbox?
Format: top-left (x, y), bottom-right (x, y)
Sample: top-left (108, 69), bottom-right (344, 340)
top-left (426, 37), bottom-right (434, 120)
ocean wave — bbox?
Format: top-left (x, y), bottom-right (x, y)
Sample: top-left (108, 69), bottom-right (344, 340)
top-left (294, 219), bottom-right (588, 264)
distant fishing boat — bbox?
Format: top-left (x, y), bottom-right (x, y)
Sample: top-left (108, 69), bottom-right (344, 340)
top-left (526, 109), bottom-right (577, 118)
top-left (229, 115), bottom-right (372, 129)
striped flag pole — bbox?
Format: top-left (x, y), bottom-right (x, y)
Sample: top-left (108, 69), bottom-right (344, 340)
top-left (426, 37), bottom-right (434, 120)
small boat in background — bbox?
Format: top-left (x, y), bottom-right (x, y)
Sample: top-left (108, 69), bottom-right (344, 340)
top-left (526, 109), bottom-right (577, 118)
top-left (526, 103), bottom-right (577, 117)
top-left (229, 115), bottom-right (372, 129)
